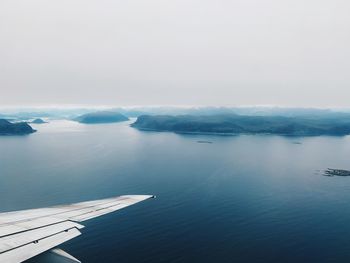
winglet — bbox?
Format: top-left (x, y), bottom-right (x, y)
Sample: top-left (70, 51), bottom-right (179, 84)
top-left (50, 248), bottom-right (81, 263)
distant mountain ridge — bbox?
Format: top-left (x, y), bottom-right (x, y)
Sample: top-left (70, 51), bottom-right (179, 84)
top-left (2, 106), bottom-right (350, 120)
top-left (131, 114), bottom-right (350, 136)
top-left (75, 111), bottom-right (129, 124)
top-left (0, 119), bottom-right (36, 135)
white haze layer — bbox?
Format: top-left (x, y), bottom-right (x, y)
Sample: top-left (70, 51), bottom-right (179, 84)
top-left (1, 0), bottom-right (349, 107)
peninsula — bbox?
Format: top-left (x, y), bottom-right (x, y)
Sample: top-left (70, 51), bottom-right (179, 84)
top-left (0, 119), bottom-right (36, 135)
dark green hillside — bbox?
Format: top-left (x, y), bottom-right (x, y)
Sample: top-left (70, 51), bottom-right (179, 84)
top-left (75, 111), bottom-right (129, 124)
top-left (131, 114), bottom-right (350, 136)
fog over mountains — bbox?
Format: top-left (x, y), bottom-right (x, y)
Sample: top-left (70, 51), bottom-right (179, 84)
top-left (1, 106), bottom-right (350, 121)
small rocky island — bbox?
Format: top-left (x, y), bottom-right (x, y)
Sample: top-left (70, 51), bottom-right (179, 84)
top-left (75, 111), bottom-right (129, 124)
top-left (31, 118), bottom-right (47, 124)
top-left (323, 169), bottom-right (350, 177)
top-left (197, 141), bottom-right (213, 144)
top-left (0, 119), bottom-right (36, 135)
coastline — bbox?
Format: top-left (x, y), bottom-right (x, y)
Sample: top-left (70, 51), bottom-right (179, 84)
top-left (130, 126), bottom-right (349, 137)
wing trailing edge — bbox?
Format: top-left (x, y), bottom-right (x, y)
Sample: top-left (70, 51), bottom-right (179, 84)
top-left (0, 195), bottom-right (155, 262)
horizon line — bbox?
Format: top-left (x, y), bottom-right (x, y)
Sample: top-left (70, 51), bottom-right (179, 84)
top-left (0, 104), bottom-right (350, 110)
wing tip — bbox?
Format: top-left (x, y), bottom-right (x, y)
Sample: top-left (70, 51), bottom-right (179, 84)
top-left (121, 194), bottom-right (156, 200)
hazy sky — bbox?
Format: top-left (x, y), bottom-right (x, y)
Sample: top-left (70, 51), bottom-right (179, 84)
top-left (1, 0), bottom-right (349, 107)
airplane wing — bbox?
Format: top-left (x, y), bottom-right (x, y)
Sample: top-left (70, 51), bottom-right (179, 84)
top-left (0, 195), bottom-right (155, 263)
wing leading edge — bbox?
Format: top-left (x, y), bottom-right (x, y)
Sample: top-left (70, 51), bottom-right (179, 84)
top-left (0, 195), bottom-right (155, 263)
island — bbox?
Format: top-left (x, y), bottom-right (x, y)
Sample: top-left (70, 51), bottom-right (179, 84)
top-left (131, 114), bottom-right (350, 136)
top-left (323, 169), bottom-right (350, 177)
top-left (0, 119), bottom-right (36, 135)
top-left (74, 111), bottom-right (129, 124)
top-left (31, 118), bottom-right (47, 124)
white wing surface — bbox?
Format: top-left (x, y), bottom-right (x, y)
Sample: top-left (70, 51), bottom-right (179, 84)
top-left (0, 195), bottom-right (155, 263)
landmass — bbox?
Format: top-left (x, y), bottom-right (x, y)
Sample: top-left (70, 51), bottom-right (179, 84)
top-left (0, 119), bottom-right (36, 135)
top-left (323, 169), bottom-right (350, 177)
top-left (31, 118), bottom-right (47, 124)
top-left (74, 111), bottom-right (129, 124)
top-left (131, 114), bottom-right (350, 136)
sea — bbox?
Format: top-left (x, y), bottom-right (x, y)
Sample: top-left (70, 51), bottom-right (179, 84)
top-left (1, 120), bottom-right (350, 263)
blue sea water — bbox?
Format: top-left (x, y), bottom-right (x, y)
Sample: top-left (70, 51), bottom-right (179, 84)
top-left (1, 120), bottom-right (350, 262)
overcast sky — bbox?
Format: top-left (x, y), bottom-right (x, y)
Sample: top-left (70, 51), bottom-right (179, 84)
top-left (1, 0), bottom-right (349, 107)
